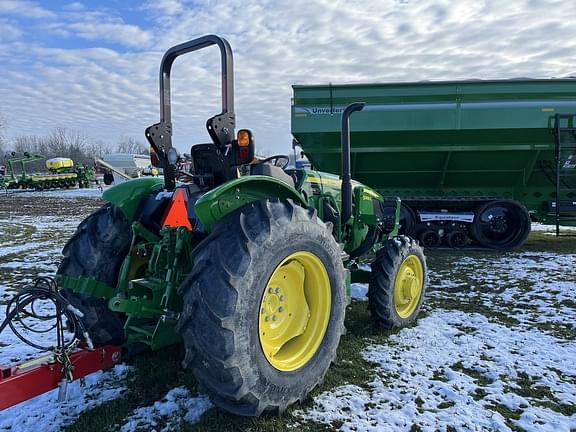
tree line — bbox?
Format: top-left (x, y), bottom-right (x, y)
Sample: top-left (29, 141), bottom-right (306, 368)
top-left (0, 121), bottom-right (149, 174)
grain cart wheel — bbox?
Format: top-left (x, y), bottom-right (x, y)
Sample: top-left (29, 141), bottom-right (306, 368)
top-left (368, 235), bottom-right (427, 329)
top-left (418, 228), bottom-right (441, 248)
top-left (470, 200), bottom-right (531, 250)
top-left (177, 199), bottom-right (346, 416)
top-left (399, 203), bottom-right (417, 236)
top-left (57, 204), bottom-right (132, 345)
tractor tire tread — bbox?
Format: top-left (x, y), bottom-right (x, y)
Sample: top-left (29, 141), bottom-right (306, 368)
top-left (368, 235), bottom-right (427, 329)
top-left (177, 199), bottom-right (346, 416)
top-left (57, 203), bottom-right (131, 346)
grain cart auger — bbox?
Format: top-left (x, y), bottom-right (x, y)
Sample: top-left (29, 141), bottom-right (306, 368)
top-left (0, 35), bottom-right (427, 416)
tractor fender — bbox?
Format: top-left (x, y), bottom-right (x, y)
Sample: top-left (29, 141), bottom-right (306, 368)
top-left (194, 175), bottom-right (308, 232)
top-left (102, 177), bottom-right (165, 221)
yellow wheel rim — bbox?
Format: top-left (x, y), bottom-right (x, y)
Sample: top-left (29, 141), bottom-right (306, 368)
top-left (258, 251), bottom-right (331, 372)
top-left (393, 255), bottom-right (424, 318)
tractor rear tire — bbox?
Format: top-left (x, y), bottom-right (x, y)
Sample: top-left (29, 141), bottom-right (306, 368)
top-left (177, 199), bottom-right (346, 416)
top-left (368, 235), bottom-right (427, 329)
top-left (57, 204), bottom-right (131, 346)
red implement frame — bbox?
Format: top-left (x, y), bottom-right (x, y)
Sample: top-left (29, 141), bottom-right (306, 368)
top-left (0, 345), bottom-right (122, 411)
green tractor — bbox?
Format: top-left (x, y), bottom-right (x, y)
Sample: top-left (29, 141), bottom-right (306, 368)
top-left (56, 35), bottom-right (427, 416)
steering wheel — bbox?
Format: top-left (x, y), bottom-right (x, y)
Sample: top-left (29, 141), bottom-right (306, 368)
top-left (259, 155), bottom-right (290, 169)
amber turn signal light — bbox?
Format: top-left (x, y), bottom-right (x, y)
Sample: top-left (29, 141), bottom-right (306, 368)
top-left (237, 129), bottom-right (252, 147)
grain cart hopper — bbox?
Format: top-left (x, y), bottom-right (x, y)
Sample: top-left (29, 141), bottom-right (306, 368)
top-left (1, 35), bottom-right (427, 416)
top-left (292, 80), bottom-right (576, 249)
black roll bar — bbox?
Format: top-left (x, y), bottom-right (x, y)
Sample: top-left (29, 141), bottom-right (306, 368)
top-left (159, 35), bottom-right (234, 123)
top-left (145, 35), bottom-right (235, 191)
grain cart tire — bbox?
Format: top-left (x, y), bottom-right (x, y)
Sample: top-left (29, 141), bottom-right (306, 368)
top-left (418, 229), bottom-right (441, 248)
top-left (399, 203), bottom-right (417, 236)
top-left (445, 230), bottom-right (468, 248)
top-left (368, 235), bottom-right (427, 329)
top-left (470, 200), bottom-right (531, 250)
top-left (57, 204), bottom-right (131, 346)
top-left (177, 199), bottom-right (346, 416)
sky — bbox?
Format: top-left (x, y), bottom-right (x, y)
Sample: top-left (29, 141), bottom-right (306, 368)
top-left (1, 0), bottom-right (576, 154)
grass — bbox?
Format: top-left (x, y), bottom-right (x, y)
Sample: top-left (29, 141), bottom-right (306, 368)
top-left (486, 403), bottom-right (524, 432)
top-left (451, 361), bottom-right (493, 387)
top-left (521, 232), bottom-right (576, 255)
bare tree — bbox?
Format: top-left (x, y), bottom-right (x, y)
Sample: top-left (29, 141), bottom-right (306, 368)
top-left (87, 140), bottom-right (113, 159)
top-left (116, 136), bottom-right (148, 155)
top-left (11, 127), bottom-right (103, 171)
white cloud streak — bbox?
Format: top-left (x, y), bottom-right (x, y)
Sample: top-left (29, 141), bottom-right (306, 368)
top-left (0, 0), bottom-right (55, 18)
top-left (67, 20), bottom-right (152, 48)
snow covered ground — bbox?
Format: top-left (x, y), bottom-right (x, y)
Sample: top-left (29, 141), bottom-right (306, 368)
top-left (0, 193), bottom-right (574, 431)
top-left (300, 250), bottom-right (576, 432)
top-left (2, 187), bottom-right (106, 199)
top-left (0, 213), bottom-right (87, 364)
top-left (530, 223), bottom-right (576, 233)
top-left (0, 365), bottom-right (130, 432)
top-left (119, 388), bottom-right (212, 432)
top-left (0, 194), bottom-right (126, 432)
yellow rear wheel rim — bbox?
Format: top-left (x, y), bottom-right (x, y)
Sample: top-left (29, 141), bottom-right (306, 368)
top-left (393, 255), bottom-right (424, 318)
top-left (258, 251), bottom-right (331, 372)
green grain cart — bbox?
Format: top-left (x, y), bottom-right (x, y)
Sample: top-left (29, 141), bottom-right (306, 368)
top-left (291, 79), bottom-right (576, 250)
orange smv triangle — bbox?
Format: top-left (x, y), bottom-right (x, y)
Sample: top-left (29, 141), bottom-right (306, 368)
top-left (162, 188), bottom-right (193, 231)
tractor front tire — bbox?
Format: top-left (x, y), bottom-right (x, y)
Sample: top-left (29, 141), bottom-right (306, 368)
top-left (177, 199), bottom-right (346, 416)
top-left (368, 235), bottom-right (427, 329)
top-left (57, 204), bottom-right (131, 346)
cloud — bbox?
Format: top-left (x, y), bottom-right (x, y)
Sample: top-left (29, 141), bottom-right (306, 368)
top-left (0, 0), bottom-right (55, 18)
top-left (143, 0), bottom-right (185, 16)
top-left (67, 20), bottom-right (152, 48)
top-left (1, 0), bottom-right (575, 153)
top-left (0, 19), bottom-right (22, 41)
top-left (64, 2), bottom-right (85, 11)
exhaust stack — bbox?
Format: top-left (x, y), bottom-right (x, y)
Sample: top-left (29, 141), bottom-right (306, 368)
top-left (341, 102), bottom-right (365, 225)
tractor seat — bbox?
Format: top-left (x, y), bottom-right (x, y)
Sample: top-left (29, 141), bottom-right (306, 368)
top-left (250, 162), bottom-right (295, 187)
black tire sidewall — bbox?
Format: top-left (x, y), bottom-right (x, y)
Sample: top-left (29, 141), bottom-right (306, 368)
top-left (241, 225), bottom-right (345, 400)
top-left (369, 236), bottom-right (427, 328)
top-left (178, 200), bottom-right (346, 413)
top-left (471, 199), bottom-right (531, 250)
top-left (57, 204), bottom-right (131, 345)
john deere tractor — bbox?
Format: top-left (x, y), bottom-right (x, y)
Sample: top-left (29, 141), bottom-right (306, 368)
top-left (56, 35), bottom-right (427, 416)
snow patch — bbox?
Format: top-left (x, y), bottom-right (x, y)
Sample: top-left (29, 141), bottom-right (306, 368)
top-left (8, 188), bottom-right (105, 199)
top-left (120, 387), bottom-right (212, 431)
top-left (530, 223), bottom-right (576, 232)
top-left (0, 365), bottom-right (130, 432)
top-left (301, 310), bottom-right (576, 431)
